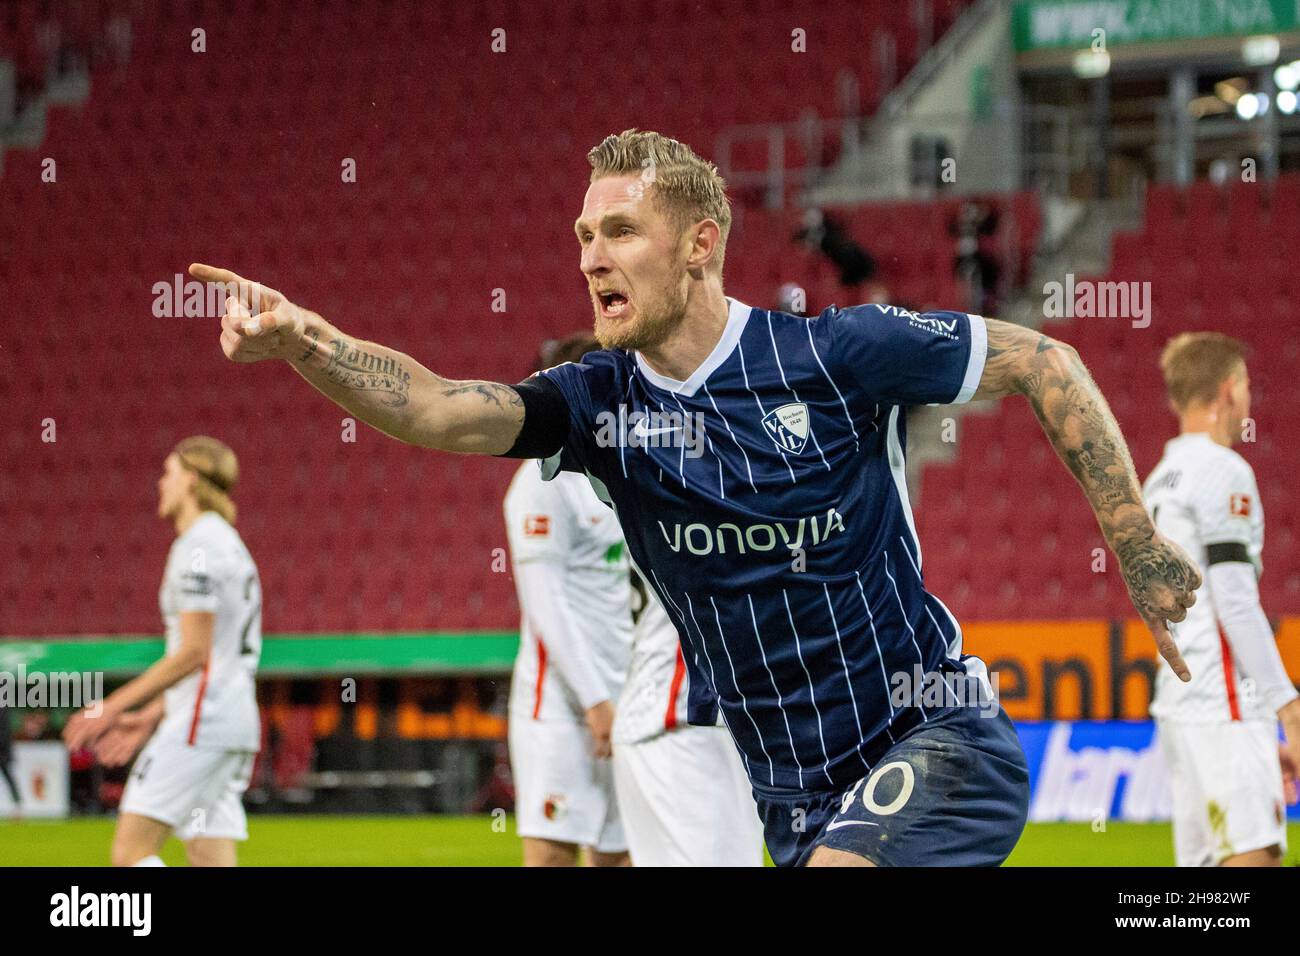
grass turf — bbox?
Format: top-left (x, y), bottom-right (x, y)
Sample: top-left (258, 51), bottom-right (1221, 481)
top-left (3, 817), bottom-right (1298, 866)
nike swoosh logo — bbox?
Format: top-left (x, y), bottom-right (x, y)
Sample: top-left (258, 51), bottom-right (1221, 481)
top-left (633, 425), bottom-right (681, 438)
top-left (824, 819), bottom-right (879, 832)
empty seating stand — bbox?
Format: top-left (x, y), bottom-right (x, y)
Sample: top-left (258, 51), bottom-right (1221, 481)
top-left (3, 0), bottom-right (1008, 635)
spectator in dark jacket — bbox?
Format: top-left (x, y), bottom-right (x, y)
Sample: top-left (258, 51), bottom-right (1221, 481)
top-left (0, 699), bottom-right (20, 810)
top-left (795, 208), bottom-right (876, 289)
top-left (950, 200), bottom-right (1001, 314)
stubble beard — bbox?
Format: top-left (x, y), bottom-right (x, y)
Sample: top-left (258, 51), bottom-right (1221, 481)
top-left (592, 279), bottom-right (689, 352)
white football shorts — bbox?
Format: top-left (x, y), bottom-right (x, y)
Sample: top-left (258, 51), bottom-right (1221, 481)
top-left (119, 734), bottom-right (255, 842)
top-left (613, 724), bottom-right (764, 867)
top-left (509, 716), bottom-right (625, 853)
top-left (1157, 719), bottom-right (1287, 866)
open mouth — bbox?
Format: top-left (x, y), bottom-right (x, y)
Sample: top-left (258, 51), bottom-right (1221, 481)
top-left (597, 290), bottom-right (630, 318)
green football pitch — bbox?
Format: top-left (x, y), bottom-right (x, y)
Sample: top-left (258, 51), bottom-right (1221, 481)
top-left (3, 817), bottom-right (1298, 866)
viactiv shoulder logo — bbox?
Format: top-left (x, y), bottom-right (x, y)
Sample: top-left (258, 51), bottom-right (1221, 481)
top-left (878, 304), bottom-right (961, 341)
top-left (762, 402), bottom-right (809, 455)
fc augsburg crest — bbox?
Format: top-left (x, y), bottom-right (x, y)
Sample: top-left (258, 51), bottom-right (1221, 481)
top-left (762, 403), bottom-right (809, 455)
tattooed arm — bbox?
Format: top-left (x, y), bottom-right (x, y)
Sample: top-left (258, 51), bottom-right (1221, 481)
top-left (973, 318), bottom-right (1200, 680)
top-left (189, 264), bottom-right (524, 454)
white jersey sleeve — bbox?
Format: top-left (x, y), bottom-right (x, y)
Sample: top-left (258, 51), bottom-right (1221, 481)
top-left (1185, 453), bottom-right (1262, 571)
top-left (504, 468), bottom-right (576, 566)
top-left (505, 464), bottom-right (634, 722)
top-left (156, 513), bottom-right (261, 750)
top-left (174, 552), bottom-right (221, 614)
top-left (512, 558), bottom-right (611, 712)
top-left (1208, 561), bottom-right (1298, 715)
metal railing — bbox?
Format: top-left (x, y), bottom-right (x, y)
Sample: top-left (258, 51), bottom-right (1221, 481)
top-left (714, 111), bottom-right (866, 208)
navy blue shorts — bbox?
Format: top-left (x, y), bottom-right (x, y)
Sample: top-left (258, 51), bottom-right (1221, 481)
top-left (753, 705), bottom-right (1030, 867)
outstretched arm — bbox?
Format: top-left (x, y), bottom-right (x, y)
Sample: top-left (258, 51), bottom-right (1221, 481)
top-left (94, 698), bottom-right (166, 768)
top-left (63, 612), bottom-right (213, 750)
top-left (190, 264), bottom-right (526, 454)
top-left (973, 319), bottom-right (1201, 680)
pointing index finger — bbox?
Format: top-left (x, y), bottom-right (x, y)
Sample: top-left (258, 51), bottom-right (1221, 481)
top-left (1149, 617), bottom-right (1191, 682)
top-left (189, 263), bottom-right (265, 311)
top-left (189, 262), bottom-right (244, 286)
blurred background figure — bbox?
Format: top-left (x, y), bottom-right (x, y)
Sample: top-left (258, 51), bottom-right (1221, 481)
top-left (795, 207), bottom-right (877, 291)
top-left (504, 333), bottom-right (633, 868)
top-left (949, 200), bottom-right (1001, 315)
top-left (62, 436), bottom-right (262, 868)
top-left (0, 699), bottom-right (20, 816)
top-left (612, 573), bottom-right (765, 867)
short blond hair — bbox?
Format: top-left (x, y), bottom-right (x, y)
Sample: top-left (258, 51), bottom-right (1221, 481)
top-left (1159, 332), bottom-right (1248, 411)
top-left (175, 436), bottom-right (239, 524)
top-left (587, 128), bottom-right (732, 271)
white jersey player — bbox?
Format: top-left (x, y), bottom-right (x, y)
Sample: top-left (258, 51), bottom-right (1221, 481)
top-left (64, 436), bottom-right (261, 867)
top-left (612, 575), bottom-right (765, 865)
top-left (504, 332), bottom-right (634, 867)
top-left (1145, 333), bottom-right (1299, 867)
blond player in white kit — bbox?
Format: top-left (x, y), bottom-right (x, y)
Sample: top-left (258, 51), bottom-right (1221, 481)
top-left (64, 436), bottom-right (262, 867)
top-left (1144, 333), bottom-right (1300, 867)
top-left (505, 334), bottom-right (634, 867)
top-left (613, 575), bottom-right (765, 866)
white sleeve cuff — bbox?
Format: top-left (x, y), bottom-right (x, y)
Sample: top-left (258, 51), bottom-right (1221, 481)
top-left (953, 313), bottom-right (988, 405)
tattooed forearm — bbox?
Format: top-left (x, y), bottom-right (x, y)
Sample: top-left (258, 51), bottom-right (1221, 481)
top-left (978, 321), bottom-right (1148, 548)
top-left (298, 327), bottom-right (320, 363)
top-left (320, 337), bottom-right (412, 407)
top-left (282, 314), bottom-right (525, 454)
top-left (440, 381), bottom-right (525, 409)
top-left (976, 319), bottom-right (1200, 638)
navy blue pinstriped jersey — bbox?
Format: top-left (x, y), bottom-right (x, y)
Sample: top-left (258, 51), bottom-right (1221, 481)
top-left (537, 299), bottom-right (991, 793)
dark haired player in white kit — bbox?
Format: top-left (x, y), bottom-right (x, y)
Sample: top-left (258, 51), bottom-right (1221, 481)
top-left (190, 129), bottom-right (1200, 866)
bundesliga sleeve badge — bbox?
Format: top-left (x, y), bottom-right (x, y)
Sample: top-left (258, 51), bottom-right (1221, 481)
top-left (1229, 493), bottom-right (1252, 517)
top-left (523, 515), bottom-right (551, 537)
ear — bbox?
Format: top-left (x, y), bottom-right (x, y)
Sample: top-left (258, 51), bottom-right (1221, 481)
top-left (684, 219), bottom-right (722, 273)
top-left (1217, 374), bottom-right (1237, 406)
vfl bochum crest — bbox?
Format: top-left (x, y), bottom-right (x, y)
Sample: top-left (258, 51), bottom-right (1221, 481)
top-left (762, 403), bottom-right (810, 455)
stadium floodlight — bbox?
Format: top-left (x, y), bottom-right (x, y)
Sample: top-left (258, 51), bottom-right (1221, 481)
top-left (1278, 89), bottom-right (1298, 114)
top-left (1236, 93), bottom-right (1261, 120)
top-left (1072, 49), bottom-right (1110, 79)
top-left (1275, 62), bottom-right (1300, 90)
top-left (1242, 35), bottom-right (1280, 66)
